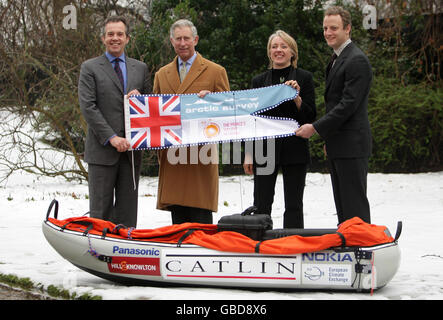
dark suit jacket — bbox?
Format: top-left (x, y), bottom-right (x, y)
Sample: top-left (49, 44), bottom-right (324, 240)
top-left (251, 67), bottom-right (316, 164)
top-left (78, 54), bottom-right (151, 165)
top-left (313, 42), bottom-right (372, 159)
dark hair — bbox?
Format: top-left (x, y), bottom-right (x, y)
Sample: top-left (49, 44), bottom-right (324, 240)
top-left (324, 6), bottom-right (352, 29)
top-left (103, 15), bottom-right (130, 36)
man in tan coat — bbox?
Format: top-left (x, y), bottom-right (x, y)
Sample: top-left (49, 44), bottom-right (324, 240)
top-left (153, 19), bottom-right (230, 224)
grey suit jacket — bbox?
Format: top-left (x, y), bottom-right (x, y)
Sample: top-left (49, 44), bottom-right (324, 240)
top-left (78, 54), bottom-right (151, 165)
top-left (313, 42), bottom-right (373, 159)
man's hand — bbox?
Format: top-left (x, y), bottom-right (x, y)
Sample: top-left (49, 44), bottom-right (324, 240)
top-left (110, 136), bottom-right (130, 152)
top-left (243, 152), bottom-right (253, 175)
top-left (197, 90), bottom-right (211, 98)
top-left (127, 89), bottom-right (141, 97)
top-left (295, 123), bottom-right (316, 139)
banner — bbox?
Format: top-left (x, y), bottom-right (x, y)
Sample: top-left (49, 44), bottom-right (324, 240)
top-left (124, 84), bottom-right (299, 150)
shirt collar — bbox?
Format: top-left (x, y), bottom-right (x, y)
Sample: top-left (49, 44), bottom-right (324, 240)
top-left (334, 39), bottom-right (352, 57)
top-left (105, 51), bottom-right (126, 63)
top-left (178, 52), bottom-right (197, 67)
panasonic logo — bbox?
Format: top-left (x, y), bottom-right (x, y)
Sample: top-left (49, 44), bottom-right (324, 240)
top-left (112, 246), bottom-right (160, 256)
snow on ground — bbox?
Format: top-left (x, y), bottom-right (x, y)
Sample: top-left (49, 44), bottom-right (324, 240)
top-left (0, 169), bottom-right (443, 301)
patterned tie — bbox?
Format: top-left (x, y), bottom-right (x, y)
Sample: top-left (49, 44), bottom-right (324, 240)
top-left (179, 62), bottom-right (187, 82)
top-left (113, 58), bottom-right (124, 90)
top-left (326, 53), bottom-right (337, 78)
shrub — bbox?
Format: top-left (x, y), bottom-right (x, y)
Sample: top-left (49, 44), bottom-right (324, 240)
top-left (308, 77), bottom-right (442, 173)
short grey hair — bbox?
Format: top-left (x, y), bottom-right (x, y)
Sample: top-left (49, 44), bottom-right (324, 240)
top-left (169, 19), bottom-right (198, 39)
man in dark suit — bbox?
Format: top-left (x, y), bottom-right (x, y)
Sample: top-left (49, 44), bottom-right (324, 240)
top-left (78, 16), bottom-right (151, 227)
top-left (296, 6), bottom-right (373, 224)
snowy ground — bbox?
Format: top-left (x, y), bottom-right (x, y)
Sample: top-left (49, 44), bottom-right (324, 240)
top-left (1, 169), bottom-right (442, 301)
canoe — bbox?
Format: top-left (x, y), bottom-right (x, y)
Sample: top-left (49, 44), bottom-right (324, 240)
top-left (42, 200), bottom-right (401, 291)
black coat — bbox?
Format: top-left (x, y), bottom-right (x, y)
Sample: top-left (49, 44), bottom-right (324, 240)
top-left (313, 42), bottom-right (373, 224)
top-left (251, 66), bottom-right (316, 165)
top-left (313, 42), bottom-right (373, 159)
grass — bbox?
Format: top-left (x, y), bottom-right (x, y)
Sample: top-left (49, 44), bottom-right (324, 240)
top-left (0, 272), bottom-right (102, 300)
top-left (0, 273), bottom-right (34, 291)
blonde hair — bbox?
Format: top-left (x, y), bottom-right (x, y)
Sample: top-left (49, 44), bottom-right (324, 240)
top-left (267, 30), bottom-right (298, 69)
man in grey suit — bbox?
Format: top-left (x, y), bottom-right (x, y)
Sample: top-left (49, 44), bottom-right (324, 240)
top-left (78, 16), bottom-right (151, 227)
top-left (296, 6), bottom-right (372, 224)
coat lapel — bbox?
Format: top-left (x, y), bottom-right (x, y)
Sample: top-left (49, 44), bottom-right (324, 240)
top-left (288, 67), bottom-right (297, 82)
top-left (163, 56), bottom-right (181, 93)
top-left (126, 56), bottom-right (136, 94)
top-left (325, 42), bottom-right (354, 93)
top-left (264, 70), bottom-right (273, 86)
top-left (177, 53), bottom-right (207, 93)
top-left (99, 54), bottom-right (124, 94)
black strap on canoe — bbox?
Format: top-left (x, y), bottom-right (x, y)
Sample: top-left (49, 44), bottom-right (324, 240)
top-left (101, 228), bottom-right (110, 239)
top-left (175, 227), bottom-right (220, 247)
top-left (394, 221), bottom-right (402, 242)
top-left (255, 241), bottom-right (263, 253)
top-left (336, 231), bottom-right (346, 248)
top-left (61, 220), bottom-right (93, 236)
top-left (111, 224), bottom-right (127, 235)
top-left (46, 199), bottom-right (59, 220)
top-left (177, 229), bottom-right (196, 247)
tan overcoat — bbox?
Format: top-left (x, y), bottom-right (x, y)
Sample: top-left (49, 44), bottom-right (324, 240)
top-left (153, 53), bottom-right (230, 212)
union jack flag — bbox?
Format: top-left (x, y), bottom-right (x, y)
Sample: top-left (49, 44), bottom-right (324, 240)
top-left (128, 95), bottom-right (182, 149)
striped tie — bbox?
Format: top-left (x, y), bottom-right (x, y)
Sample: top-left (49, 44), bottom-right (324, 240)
top-left (113, 58), bottom-right (124, 89)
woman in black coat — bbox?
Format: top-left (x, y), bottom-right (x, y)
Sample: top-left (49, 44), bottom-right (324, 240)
top-left (243, 30), bottom-right (316, 228)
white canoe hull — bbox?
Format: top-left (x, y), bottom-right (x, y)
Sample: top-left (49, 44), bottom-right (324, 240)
top-left (42, 219), bottom-right (400, 291)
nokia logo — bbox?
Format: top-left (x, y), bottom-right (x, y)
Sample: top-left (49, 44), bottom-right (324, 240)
top-left (302, 252), bottom-right (353, 262)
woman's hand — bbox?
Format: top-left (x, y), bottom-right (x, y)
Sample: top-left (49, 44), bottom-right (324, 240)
top-left (285, 80), bottom-right (302, 109)
top-left (285, 80), bottom-right (300, 92)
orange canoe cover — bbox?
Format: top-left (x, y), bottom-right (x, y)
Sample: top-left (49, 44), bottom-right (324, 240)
top-left (48, 216), bottom-right (394, 255)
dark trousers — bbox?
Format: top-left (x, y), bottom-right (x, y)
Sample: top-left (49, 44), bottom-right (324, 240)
top-left (253, 163), bottom-right (307, 228)
top-left (88, 153), bottom-right (140, 228)
top-left (169, 205), bottom-right (213, 225)
top-left (328, 157), bottom-right (371, 224)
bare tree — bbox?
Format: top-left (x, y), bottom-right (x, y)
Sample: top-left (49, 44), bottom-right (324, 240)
top-left (0, 109), bottom-right (86, 183)
top-left (0, 0), bottom-right (152, 183)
